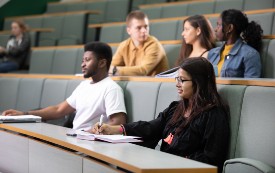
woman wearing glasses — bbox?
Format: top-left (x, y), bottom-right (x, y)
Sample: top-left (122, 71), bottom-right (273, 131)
top-left (91, 57), bottom-right (229, 173)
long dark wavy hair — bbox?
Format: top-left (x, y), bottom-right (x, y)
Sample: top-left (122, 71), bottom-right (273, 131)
top-left (175, 15), bottom-right (215, 66)
top-left (221, 9), bottom-right (263, 52)
top-left (169, 57), bottom-right (228, 135)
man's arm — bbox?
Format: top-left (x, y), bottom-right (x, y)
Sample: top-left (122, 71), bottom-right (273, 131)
top-left (108, 112), bottom-right (126, 125)
top-left (2, 101), bottom-right (75, 121)
top-left (109, 43), bottom-right (126, 75)
top-left (111, 43), bottom-right (126, 66)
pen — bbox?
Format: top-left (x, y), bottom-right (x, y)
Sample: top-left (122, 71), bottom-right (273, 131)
top-left (66, 133), bottom-right (77, 137)
top-left (99, 114), bottom-right (104, 128)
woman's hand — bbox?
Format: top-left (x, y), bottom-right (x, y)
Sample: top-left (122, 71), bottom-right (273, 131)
top-left (87, 123), bottom-right (121, 135)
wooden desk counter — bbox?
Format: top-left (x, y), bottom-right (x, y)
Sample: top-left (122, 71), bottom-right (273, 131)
top-left (0, 123), bottom-right (216, 173)
top-left (1, 73), bottom-right (275, 87)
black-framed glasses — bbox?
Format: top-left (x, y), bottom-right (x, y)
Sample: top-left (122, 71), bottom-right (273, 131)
top-left (175, 77), bottom-right (192, 84)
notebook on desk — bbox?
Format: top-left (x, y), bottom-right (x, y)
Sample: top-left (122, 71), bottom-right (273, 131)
top-left (75, 131), bottom-right (142, 143)
top-left (0, 115), bottom-right (42, 123)
top-left (155, 66), bottom-right (179, 78)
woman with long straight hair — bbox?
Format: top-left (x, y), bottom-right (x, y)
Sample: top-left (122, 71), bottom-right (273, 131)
top-left (175, 15), bottom-right (215, 66)
top-left (156, 15), bottom-right (215, 78)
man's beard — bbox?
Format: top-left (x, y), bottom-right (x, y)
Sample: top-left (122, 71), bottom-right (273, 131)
top-left (83, 66), bottom-right (98, 78)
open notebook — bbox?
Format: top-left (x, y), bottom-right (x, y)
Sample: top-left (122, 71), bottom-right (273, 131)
top-left (155, 66), bottom-right (179, 78)
top-left (0, 115), bottom-right (42, 123)
top-left (75, 131), bottom-right (142, 143)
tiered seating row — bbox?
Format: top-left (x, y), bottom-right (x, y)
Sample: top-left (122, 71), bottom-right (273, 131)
top-left (27, 41), bottom-right (181, 74)
top-left (91, 8), bottom-right (275, 43)
top-left (3, 11), bottom-right (93, 46)
top-left (46, 0), bottom-right (167, 14)
top-left (139, 0), bottom-right (275, 19)
top-left (18, 36), bottom-right (275, 78)
top-left (46, 0), bottom-right (130, 24)
top-left (2, 3), bottom-right (274, 47)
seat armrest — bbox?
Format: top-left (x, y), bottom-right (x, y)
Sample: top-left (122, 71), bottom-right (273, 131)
top-left (223, 158), bottom-right (275, 173)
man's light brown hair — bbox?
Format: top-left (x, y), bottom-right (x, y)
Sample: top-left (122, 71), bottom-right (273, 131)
top-left (126, 10), bottom-right (148, 27)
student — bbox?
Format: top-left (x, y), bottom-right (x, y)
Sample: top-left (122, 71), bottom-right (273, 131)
top-left (0, 20), bottom-right (31, 72)
top-left (92, 57), bottom-right (229, 173)
top-left (176, 15), bottom-right (215, 66)
top-left (156, 15), bottom-right (215, 78)
top-left (208, 9), bottom-right (263, 78)
top-left (109, 10), bottom-right (169, 76)
top-left (2, 42), bottom-right (126, 130)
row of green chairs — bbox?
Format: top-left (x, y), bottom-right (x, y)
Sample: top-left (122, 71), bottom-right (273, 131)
top-left (140, 0), bottom-right (274, 19)
top-left (46, 0), bottom-right (167, 15)
top-left (27, 42), bottom-right (179, 75)
top-left (207, 12), bottom-right (275, 35)
top-left (47, 0), bottom-right (130, 23)
top-left (98, 20), bottom-right (181, 43)
top-left (131, 0), bottom-right (168, 10)
top-left (26, 37), bottom-right (275, 78)
top-left (28, 45), bottom-right (117, 75)
top-left (3, 12), bottom-right (88, 46)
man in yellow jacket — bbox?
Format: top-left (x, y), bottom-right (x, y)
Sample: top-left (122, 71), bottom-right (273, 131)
top-left (109, 10), bottom-right (168, 76)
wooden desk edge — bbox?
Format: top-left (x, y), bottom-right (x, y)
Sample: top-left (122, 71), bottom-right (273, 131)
top-left (30, 37), bottom-right (273, 50)
top-left (1, 74), bottom-right (275, 87)
top-left (0, 124), bottom-right (216, 173)
top-left (0, 28), bottom-right (54, 35)
top-left (139, 0), bottom-right (213, 9)
top-left (48, 0), bottom-right (108, 5)
top-left (0, 124), bottom-right (141, 173)
top-left (30, 40), bottom-right (182, 50)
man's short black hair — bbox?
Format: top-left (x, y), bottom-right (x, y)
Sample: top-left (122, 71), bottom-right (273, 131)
top-left (84, 42), bottom-right (112, 71)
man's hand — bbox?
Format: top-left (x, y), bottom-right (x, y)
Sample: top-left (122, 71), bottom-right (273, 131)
top-left (108, 66), bottom-right (118, 76)
top-left (2, 109), bottom-right (24, 116)
top-left (108, 66), bottom-right (115, 75)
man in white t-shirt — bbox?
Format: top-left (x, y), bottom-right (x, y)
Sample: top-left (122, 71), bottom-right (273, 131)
top-left (2, 42), bottom-right (127, 130)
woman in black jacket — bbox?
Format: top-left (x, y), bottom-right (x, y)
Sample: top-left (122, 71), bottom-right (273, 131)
top-left (92, 57), bottom-right (230, 173)
top-left (0, 20), bottom-right (31, 72)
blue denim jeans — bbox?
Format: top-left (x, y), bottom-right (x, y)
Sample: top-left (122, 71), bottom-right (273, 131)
top-left (0, 61), bottom-right (19, 73)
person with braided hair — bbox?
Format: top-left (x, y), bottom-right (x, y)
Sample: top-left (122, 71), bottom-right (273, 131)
top-left (208, 9), bottom-right (263, 78)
